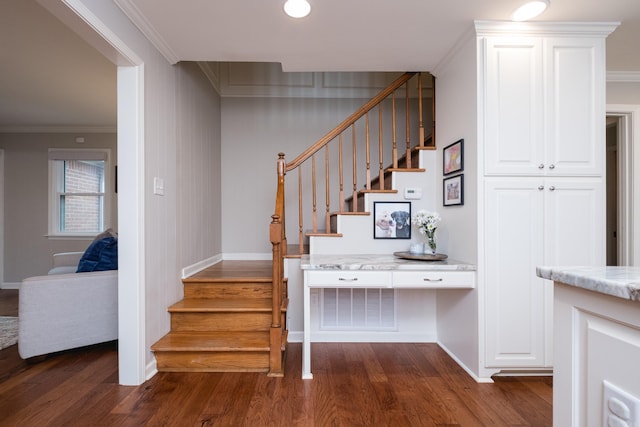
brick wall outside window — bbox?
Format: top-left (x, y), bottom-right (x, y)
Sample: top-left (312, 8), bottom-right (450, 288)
top-left (62, 160), bottom-right (104, 232)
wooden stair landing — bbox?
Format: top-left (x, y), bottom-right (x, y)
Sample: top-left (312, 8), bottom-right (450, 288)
top-left (151, 260), bottom-right (288, 375)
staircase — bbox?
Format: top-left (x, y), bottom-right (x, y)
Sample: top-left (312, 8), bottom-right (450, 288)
top-left (151, 260), bottom-right (288, 376)
top-left (151, 71), bottom-right (434, 376)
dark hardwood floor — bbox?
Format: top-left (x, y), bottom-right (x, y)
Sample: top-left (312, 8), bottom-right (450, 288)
top-left (0, 290), bottom-right (552, 426)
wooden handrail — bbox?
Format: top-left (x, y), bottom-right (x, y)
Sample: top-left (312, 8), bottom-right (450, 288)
top-left (285, 72), bottom-right (416, 172)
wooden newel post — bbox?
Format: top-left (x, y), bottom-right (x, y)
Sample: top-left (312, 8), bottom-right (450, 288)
top-left (270, 214), bottom-right (282, 328)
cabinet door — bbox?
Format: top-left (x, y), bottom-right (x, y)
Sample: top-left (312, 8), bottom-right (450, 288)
top-left (544, 38), bottom-right (606, 176)
top-left (544, 179), bottom-right (605, 266)
top-left (484, 179), bottom-right (546, 367)
top-left (484, 38), bottom-right (544, 175)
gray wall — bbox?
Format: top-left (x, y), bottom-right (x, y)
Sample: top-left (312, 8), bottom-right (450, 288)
top-left (0, 132), bottom-right (117, 283)
top-left (607, 81), bottom-right (640, 105)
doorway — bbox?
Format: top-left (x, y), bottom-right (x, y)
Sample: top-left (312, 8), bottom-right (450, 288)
top-left (606, 106), bottom-right (640, 266)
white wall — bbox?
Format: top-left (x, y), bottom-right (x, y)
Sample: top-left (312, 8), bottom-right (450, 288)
top-left (0, 132), bottom-right (117, 284)
top-left (432, 33), bottom-right (481, 378)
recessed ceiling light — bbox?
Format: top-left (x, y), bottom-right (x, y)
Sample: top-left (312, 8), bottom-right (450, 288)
top-left (284, 0), bottom-right (311, 18)
top-left (511, 0), bottom-right (549, 21)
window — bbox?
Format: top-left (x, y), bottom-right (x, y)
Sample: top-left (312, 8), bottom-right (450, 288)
top-left (48, 149), bottom-right (111, 237)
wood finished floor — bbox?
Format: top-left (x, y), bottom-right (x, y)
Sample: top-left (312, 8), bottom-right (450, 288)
top-left (0, 290), bottom-right (552, 426)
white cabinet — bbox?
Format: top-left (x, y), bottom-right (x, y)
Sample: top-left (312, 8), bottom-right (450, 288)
top-left (484, 178), bottom-right (604, 368)
top-left (483, 36), bottom-right (605, 177)
top-left (477, 22), bottom-right (613, 372)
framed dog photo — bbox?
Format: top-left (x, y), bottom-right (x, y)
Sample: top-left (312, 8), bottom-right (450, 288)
top-left (443, 138), bottom-right (463, 176)
top-left (373, 201), bottom-right (411, 239)
top-left (443, 175), bottom-right (464, 206)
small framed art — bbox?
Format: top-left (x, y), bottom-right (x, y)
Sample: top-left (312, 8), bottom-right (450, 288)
top-left (443, 175), bottom-right (464, 206)
top-left (443, 138), bottom-right (463, 176)
top-left (373, 201), bottom-right (411, 239)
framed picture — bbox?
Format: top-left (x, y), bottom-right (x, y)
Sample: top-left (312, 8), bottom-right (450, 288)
top-left (443, 138), bottom-right (464, 175)
top-left (373, 201), bottom-right (411, 239)
top-left (443, 175), bottom-right (464, 206)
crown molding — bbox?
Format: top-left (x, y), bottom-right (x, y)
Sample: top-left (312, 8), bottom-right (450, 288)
top-left (0, 126), bottom-right (117, 134)
top-left (475, 20), bottom-right (620, 38)
top-left (113, 0), bottom-right (179, 64)
top-left (607, 71), bottom-right (640, 83)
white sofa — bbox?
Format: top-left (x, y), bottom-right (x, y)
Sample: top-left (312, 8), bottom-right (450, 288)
top-left (18, 251), bottom-right (118, 359)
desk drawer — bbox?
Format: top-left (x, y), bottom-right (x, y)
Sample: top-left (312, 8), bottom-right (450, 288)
top-left (392, 271), bottom-right (475, 288)
top-left (306, 270), bottom-right (391, 287)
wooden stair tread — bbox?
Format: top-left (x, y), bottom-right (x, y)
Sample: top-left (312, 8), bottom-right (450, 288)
top-left (152, 331), bottom-right (271, 352)
top-left (169, 298), bottom-right (288, 313)
top-left (185, 260), bottom-right (273, 283)
top-left (305, 232), bottom-right (343, 237)
top-left (359, 189), bottom-right (398, 194)
top-left (386, 168), bottom-right (425, 172)
top-left (329, 211), bottom-right (370, 217)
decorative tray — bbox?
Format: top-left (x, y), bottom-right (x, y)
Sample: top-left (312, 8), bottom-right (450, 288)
top-left (393, 251), bottom-right (448, 261)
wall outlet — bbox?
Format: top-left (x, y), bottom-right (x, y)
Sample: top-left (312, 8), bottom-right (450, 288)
top-left (604, 380), bottom-right (640, 427)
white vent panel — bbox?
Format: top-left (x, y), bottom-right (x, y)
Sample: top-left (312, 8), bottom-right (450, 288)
top-left (320, 288), bottom-right (397, 330)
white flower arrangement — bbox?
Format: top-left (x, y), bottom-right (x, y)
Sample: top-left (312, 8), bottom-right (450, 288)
top-left (412, 210), bottom-right (441, 254)
top-left (412, 210), bottom-right (441, 237)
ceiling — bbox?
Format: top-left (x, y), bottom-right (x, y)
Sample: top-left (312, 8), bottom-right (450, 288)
top-left (1, 0), bottom-right (639, 131)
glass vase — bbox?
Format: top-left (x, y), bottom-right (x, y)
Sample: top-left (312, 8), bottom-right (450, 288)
top-left (425, 230), bottom-right (437, 255)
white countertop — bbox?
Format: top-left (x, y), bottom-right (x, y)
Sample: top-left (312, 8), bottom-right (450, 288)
top-left (300, 254), bottom-right (476, 271)
top-left (536, 266), bottom-right (640, 302)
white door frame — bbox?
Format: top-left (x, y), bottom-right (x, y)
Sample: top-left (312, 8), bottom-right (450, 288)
top-left (39, 0), bottom-right (147, 385)
top-left (606, 104), bottom-right (640, 266)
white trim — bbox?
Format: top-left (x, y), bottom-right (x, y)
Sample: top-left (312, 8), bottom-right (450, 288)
top-left (438, 341), bottom-right (495, 383)
top-left (309, 331), bottom-right (436, 342)
top-left (607, 72), bottom-right (640, 83)
top-left (117, 64), bottom-right (147, 386)
top-left (145, 358), bottom-right (157, 381)
top-left (1, 282), bottom-right (20, 290)
top-left (606, 104), bottom-right (640, 266)
top-left (46, 149), bottom-right (112, 238)
top-left (61, 0), bottom-right (144, 66)
top-left (222, 252), bottom-right (272, 261)
top-left (112, 0), bottom-right (179, 64)
top-left (0, 126), bottom-right (117, 134)
top-left (475, 20), bottom-right (620, 38)
top-left (181, 254), bottom-right (223, 279)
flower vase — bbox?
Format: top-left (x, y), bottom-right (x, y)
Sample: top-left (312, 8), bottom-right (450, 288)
top-left (425, 230), bottom-right (437, 255)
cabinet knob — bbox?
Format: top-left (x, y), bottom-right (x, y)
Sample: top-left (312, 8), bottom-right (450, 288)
top-left (548, 164), bottom-right (555, 169)
top-left (538, 185), bottom-right (544, 190)
top-left (549, 186), bottom-right (556, 191)
top-left (538, 164), bottom-right (545, 169)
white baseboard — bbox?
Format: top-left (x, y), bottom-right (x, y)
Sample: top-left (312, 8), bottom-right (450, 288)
top-left (145, 358), bottom-right (158, 381)
top-left (181, 254), bottom-right (222, 279)
top-left (309, 331), bottom-right (435, 342)
top-left (437, 340), bottom-right (494, 383)
top-left (222, 252), bottom-right (272, 261)
top-left (1, 282), bottom-right (21, 290)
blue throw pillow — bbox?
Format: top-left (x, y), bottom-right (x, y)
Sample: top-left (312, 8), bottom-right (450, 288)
top-left (76, 236), bottom-right (118, 272)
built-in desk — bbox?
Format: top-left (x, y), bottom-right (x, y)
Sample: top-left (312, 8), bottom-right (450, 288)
top-left (300, 254), bottom-right (476, 379)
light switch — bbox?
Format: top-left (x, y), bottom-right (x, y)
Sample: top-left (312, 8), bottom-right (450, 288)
top-left (153, 177), bottom-right (165, 196)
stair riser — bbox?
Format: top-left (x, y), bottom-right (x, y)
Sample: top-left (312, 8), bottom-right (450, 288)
top-left (184, 283), bottom-right (272, 299)
top-left (171, 313), bottom-right (272, 332)
top-left (154, 351), bottom-right (270, 372)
